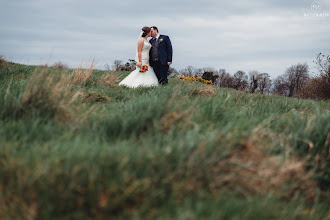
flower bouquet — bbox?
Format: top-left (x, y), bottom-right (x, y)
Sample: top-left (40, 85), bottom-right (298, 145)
top-left (139, 64), bottom-right (148, 73)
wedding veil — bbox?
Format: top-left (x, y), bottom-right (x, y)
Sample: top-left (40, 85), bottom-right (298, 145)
top-left (138, 31), bottom-right (143, 40)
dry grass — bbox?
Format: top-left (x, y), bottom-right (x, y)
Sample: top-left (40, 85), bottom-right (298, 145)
top-left (19, 63), bottom-right (102, 123)
top-left (70, 61), bottom-right (95, 85)
top-left (0, 56), bottom-right (8, 69)
top-left (22, 70), bottom-right (81, 118)
top-left (98, 72), bottom-right (120, 88)
top-left (187, 86), bottom-right (217, 97)
top-left (197, 87), bottom-right (216, 96)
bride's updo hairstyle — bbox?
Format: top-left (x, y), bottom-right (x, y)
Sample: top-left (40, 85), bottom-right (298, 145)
top-left (141, 26), bottom-right (151, 37)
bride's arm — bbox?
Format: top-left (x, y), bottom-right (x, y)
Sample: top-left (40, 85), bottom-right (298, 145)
top-left (137, 38), bottom-right (144, 67)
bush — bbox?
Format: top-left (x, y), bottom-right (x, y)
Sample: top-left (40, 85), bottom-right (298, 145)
top-left (297, 76), bottom-right (330, 99)
top-left (299, 53), bottom-right (330, 99)
top-left (52, 61), bottom-right (69, 69)
top-left (0, 56), bottom-right (8, 69)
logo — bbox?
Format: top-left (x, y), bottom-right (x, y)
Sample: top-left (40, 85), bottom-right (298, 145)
top-left (311, 1), bottom-right (322, 12)
top-left (304, 1), bottom-right (329, 19)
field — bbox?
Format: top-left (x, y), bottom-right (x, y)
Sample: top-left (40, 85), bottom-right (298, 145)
top-left (0, 61), bottom-right (329, 219)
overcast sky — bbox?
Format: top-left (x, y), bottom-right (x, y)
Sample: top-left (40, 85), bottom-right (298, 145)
top-left (1, 0), bottom-right (329, 77)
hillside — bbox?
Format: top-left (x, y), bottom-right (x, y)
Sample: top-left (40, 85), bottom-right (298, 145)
top-left (0, 61), bottom-right (329, 219)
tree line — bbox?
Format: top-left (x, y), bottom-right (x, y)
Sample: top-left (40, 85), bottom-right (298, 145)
top-left (109, 53), bottom-right (329, 99)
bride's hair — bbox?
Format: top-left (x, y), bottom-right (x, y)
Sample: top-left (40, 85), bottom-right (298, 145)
top-left (141, 26), bottom-right (151, 37)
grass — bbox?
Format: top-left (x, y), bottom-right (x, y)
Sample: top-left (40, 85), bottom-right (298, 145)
top-left (0, 61), bottom-right (329, 219)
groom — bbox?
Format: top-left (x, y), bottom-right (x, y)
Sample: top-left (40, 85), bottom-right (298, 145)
top-left (149, 26), bottom-right (173, 85)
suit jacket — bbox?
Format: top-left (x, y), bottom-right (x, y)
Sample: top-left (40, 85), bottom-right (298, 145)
top-left (149, 35), bottom-right (173, 66)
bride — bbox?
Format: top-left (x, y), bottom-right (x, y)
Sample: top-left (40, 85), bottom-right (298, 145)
top-left (119, 27), bottom-right (159, 88)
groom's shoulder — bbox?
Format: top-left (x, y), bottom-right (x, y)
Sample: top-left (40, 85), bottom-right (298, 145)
top-left (160, 34), bottom-right (170, 40)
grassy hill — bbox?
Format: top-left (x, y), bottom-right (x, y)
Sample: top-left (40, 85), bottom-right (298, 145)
top-left (0, 61), bottom-right (329, 219)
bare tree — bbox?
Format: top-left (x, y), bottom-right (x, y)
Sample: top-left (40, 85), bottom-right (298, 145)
top-left (272, 63), bottom-right (309, 97)
top-left (112, 60), bottom-right (123, 71)
top-left (314, 53), bottom-right (330, 84)
top-left (186, 66), bottom-right (195, 77)
top-left (111, 59), bottom-right (136, 71)
top-left (233, 70), bottom-right (248, 91)
top-left (258, 73), bottom-right (272, 94)
top-left (298, 53), bottom-right (330, 99)
top-left (249, 70), bottom-right (260, 93)
top-left (218, 69), bottom-right (234, 88)
top-left (273, 75), bottom-right (289, 96)
top-left (104, 63), bottom-right (111, 71)
top-left (169, 67), bottom-right (179, 77)
top-left (285, 63), bottom-right (309, 97)
top-left (179, 66), bottom-right (196, 76)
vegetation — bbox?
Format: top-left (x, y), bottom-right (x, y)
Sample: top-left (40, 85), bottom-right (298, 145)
top-left (108, 53), bottom-right (329, 99)
top-left (0, 56), bottom-right (8, 69)
top-left (298, 53), bottom-right (330, 99)
top-left (0, 60), bottom-right (329, 219)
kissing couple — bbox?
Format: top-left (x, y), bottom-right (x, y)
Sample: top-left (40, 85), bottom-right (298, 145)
top-left (119, 26), bottom-right (173, 88)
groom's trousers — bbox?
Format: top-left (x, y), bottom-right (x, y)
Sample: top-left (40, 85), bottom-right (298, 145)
top-left (151, 61), bottom-right (169, 85)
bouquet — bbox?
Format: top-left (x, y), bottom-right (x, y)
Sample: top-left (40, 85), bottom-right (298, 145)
top-left (139, 64), bottom-right (148, 73)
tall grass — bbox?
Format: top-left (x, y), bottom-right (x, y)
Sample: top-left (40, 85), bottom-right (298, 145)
top-left (0, 62), bottom-right (329, 219)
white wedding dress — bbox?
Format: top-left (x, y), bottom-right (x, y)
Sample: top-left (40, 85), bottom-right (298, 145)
top-left (119, 38), bottom-right (159, 88)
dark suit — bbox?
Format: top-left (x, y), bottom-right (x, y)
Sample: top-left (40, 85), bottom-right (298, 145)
top-left (149, 35), bottom-right (173, 85)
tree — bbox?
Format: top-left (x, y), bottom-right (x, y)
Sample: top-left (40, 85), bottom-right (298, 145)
top-left (104, 63), bottom-right (111, 71)
top-left (233, 70), bottom-right (248, 91)
top-left (273, 75), bottom-right (289, 96)
top-left (111, 59), bottom-right (136, 71)
top-left (218, 69), bottom-right (234, 88)
top-left (201, 71), bottom-right (219, 85)
top-left (298, 53), bottom-right (330, 99)
top-left (272, 63), bottom-right (309, 97)
top-left (258, 73), bottom-right (272, 94)
top-left (112, 60), bottom-right (123, 71)
top-left (249, 70), bottom-right (260, 93)
top-left (179, 66), bottom-right (196, 77)
top-left (314, 53), bottom-right (330, 85)
top-left (186, 66), bottom-right (195, 77)
top-left (168, 67), bottom-right (179, 77)
top-left (285, 63), bottom-right (309, 97)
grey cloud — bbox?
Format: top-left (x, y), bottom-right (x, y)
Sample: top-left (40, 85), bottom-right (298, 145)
top-left (1, 0), bottom-right (330, 77)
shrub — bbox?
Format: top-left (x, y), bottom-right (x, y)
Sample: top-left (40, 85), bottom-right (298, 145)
top-left (52, 61), bottom-right (69, 69)
top-left (0, 56), bottom-right (8, 69)
top-left (297, 53), bottom-right (330, 99)
top-left (297, 76), bottom-right (330, 99)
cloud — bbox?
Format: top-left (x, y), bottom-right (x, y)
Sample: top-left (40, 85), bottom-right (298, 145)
top-left (1, 0), bottom-right (329, 77)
